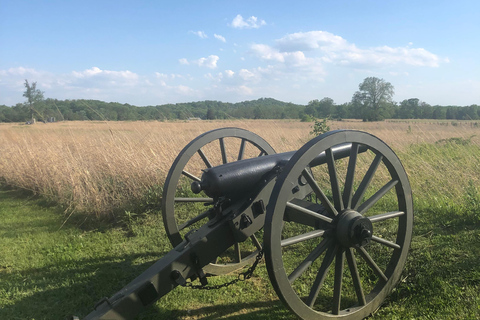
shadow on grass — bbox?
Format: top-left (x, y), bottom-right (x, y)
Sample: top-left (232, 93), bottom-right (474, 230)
top-left (375, 207), bottom-right (480, 318)
top-left (150, 300), bottom-right (294, 320)
top-left (0, 252), bottom-right (170, 320)
top-left (0, 252), bottom-right (296, 320)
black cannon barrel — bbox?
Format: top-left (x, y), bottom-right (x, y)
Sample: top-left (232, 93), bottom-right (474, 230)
top-left (193, 143), bottom-right (363, 199)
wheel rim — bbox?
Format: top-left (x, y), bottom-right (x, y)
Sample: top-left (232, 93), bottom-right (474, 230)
top-left (162, 127), bottom-right (275, 275)
top-left (265, 130), bottom-right (413, 319)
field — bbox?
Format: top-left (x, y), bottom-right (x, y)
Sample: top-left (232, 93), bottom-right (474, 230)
top-left (1, 119), bottom-right (479, 217)
top-left (0, 119), bottom-right (479, 319)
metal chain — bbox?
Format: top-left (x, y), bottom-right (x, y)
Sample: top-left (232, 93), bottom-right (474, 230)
top-left (185, 250), bottom-right (264, 290)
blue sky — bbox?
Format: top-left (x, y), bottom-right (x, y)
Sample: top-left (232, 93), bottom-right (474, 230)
top-left (1, 0), bottom-right (479, 107)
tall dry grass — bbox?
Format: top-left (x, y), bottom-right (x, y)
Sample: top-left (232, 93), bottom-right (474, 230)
top-left (0, 119), bottom-right (479, 218)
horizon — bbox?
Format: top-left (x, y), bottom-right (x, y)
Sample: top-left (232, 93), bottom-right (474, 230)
top-left (1, 1), bottom-right (479, 107)
top-left (2, 95), bottom-right (479, 109)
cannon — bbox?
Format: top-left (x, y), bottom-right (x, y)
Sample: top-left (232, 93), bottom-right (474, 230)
top-left (77, 128), bottom-right (413, 320)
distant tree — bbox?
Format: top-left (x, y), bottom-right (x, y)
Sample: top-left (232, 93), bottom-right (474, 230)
top-left (335, 103), bottom-right (350, 120)
top-left (23, 80), bottom-right (45, 121)
top-left (432, 106), bottom-right (447, 119)
top-left (352, 77), bottom-right (394, 121)
top-left (253, 106), bottom-right (264, 119)
top-left (206, 107), bottom-right (215, 120)
top-left (317, 97), bottom-right (335, 118)
top-left (397, 98), bottom-right (419, 119)
top-left (304, 102), bottom-right (317, 118)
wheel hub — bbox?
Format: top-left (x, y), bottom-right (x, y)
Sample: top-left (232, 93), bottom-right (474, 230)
top-left (335, 210), bottom-right (373, 248)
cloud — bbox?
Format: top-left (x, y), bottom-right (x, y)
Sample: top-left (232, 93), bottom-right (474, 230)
top-left (250, 44), bottom-right (326, 79)
top-left (276, 31), bottom-right (348, 52)
top-left (179, 55), bottom-right (219, 69)
top-left (189, 30), bottom-right (208, 39)
top-left (230, 14), bottom-right (266, 29)
top-left (250, 44), bottom-right (286, 62)
top-left (0, 66), bottom-right (40, 77)
top-left (71, 67), bottom-right (139, 88)
top-left (274, 31), bottom-right (447, 68)
top-left (214, 34), bottom-right (226, 43)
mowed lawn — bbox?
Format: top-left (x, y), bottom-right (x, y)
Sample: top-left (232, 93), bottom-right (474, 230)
top-left (0, 184), bottom-right (479, 319)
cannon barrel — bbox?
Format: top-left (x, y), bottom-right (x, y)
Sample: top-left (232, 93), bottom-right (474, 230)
top-left (193, 143), bottom-right (365, 199)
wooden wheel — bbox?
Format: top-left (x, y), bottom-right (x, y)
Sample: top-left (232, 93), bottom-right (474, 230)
top-left (162, 127), bottom-right (275, 275)
top-left (264, 130), bottom-right (413, 319)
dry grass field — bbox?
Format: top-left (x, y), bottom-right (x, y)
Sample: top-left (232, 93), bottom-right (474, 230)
top-left (0, 119), bottom-right (479, 217)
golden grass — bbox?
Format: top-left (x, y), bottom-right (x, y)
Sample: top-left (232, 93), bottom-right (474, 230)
top-left (0, 119), bottom-right (479, 217)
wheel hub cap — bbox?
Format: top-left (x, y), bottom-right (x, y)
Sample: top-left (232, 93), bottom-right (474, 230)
top-left (335, 210), bottom-right (373, 248)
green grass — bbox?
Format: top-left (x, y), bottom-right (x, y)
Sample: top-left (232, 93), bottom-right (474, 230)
top-left (1, 140), bottom-right (480, 319)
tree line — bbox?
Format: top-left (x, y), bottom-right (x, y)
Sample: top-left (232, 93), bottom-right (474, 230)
top-left (0, 78), bottom-right (478, 123)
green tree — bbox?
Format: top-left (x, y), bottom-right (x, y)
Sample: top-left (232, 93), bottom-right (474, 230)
top-left (352, 77), bottom-right (394, 121)
top-left (206, 107), bottom-right (215, 120)
top-left (23, 80), bottom-right (45, 121)
top-left (316, 97), bottom-right (335, 118)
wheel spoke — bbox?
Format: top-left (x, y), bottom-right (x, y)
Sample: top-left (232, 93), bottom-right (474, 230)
top-left (286, 201), bottom-right (333, 224)
top-left (238, 138), bottom-right (246, 160)
top-left (369, 210), bottom-right (404, 223)
top-left (289, 238), bottom-right (330, 283)
top-left (343, 143), bottom-right (359, 209)
top-left (356, 247), bottom-right (388, 282)
top-left (174, 197), bottom-right (213, 203)
top-left (219, 138), bottom-right (228, 164)
top-left (197, 148), bottom-right (213, 168)
top-left (302, 169), bottom-right (338, 216)
top-left (258, 150), bottom-right (266, 157)
top-left (345, 248), bottom-right (366, 306)
top-left (178, 210), bottom-right (211, 230)
top-left (250, 234), bottom-right (263, 251)
top-left (281, 229), bottom-right (325, 247)
top-left (352, 153), bottom-right (383, 210)
top-left (181, 170), bottom-right (201, 182)
top-left (357, 179), bottom-right (398, 215)
top-left (326, 148), bottom-right (344, 211)
top-left (307, 244), bottom-right (337, 307)
top-left (234, 242), bottom-right (241, 263)
top-left (371, 235), bottom-right (401, 250)
top-left (333, 248), bottom-right (345, 315)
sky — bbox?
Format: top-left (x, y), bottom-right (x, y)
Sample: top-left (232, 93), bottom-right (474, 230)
top-left (1, 0), bottom-right (479, 107)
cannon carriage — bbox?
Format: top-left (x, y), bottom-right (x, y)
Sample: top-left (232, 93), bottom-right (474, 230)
top-left (78, 128), bottom-right (413, 320)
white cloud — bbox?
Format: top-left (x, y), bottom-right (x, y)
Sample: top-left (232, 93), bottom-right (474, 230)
top-left (175, 85), bottom-right (196, 94)
top-left (231, 14), bottom-right (266, 29)
top-left (0, 66), bottom-right (40, 77)
top-left (276, 31), bottom-right (348, 52)
top-left (250, 44), bottom-right (326, 79)
top-left (238, 69), bottom-right (257, 81)
top-left (155, 72), bottom-right (185, 80)
top-left (274, 30), bottom-right (447, 68)
top-left (231, 85), bottom-right (253, 95)
top-left (179, 58), bottom-right (189, 65)
top-left (71, 67), bottom-right (139, 88)
top-left (180, 55), bottom-right (219, 69)
top-left (189, 30), bottom-right (208, 39)
top-left (214, 34), bottom-right (226, 43)
top-left (251, 44), bottom-right (286, 62)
